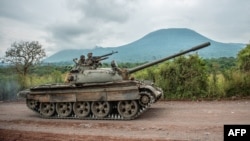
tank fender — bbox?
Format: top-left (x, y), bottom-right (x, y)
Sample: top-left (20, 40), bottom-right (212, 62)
top-left (17, 89), bottom-right (30, 98)
top-left (139, 85), bottom-right (163, 98)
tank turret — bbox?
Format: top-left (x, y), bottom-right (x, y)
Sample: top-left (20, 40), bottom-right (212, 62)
top-left (68, 42), bottom-right (210, 84)
top-left (67, 51), bottom-right (121, 84)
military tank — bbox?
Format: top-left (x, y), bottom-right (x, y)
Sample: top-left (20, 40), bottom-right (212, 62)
top-left (17, 42), bottom-right (210, 120)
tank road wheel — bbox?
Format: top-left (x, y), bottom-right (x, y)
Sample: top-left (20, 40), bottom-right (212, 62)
top-left (73, 101), bottom-right (91, 118)
top-left (26, 99), bottom-right (38, 110)
top-left (139, 91), bottom-right (154, 106)
top-left (139, 94), bottom-right (150, 106)
top-left (91, 101), bottom-right (111, 118)
top-left (117, 100), bottom-right (139, 119)
top-left (56, 102), bottom-right (72, 117)
top-left (40, 102), bottom-right (55, 117)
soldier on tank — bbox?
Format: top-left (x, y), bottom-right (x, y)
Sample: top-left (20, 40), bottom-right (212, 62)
top-left (86, 52), bottom-right (94, 66)
top-left (78, 55), bottom-right (85, 65)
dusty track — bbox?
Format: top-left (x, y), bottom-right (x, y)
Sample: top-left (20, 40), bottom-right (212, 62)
top-left (0, 100), bottom-right (249, 141)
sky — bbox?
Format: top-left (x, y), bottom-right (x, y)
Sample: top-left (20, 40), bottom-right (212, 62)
top-left (0, 0), bottom-right (249, 57)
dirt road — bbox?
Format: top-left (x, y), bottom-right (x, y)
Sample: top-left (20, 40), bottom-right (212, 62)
top-left (0, 100), bottom-right (249, 141)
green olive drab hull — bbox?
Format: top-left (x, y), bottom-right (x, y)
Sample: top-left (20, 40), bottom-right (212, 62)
top-left (18, 81), bottom-right (162, 120)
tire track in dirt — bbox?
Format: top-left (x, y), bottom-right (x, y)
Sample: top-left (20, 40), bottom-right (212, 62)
top-left (0, 100), bottom-right (249, 141)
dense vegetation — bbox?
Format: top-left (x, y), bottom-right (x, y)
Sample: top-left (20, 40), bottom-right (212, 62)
top-left (1, 44), bottom-right (249, 101)
top-left (134, 55), bottom-right (249, 100)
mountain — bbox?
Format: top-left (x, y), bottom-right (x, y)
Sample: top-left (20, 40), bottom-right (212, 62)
top-left (44, 28), bottom-right (245, 63)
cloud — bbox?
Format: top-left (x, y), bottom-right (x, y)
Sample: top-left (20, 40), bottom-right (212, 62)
top-left (48, 23), bottom-right (93, 42)
top-left (0, 0), bottom-right (30, 22)
top-left (0, 0), bottom-right (58, 24)
top-left (189, 0), bottom-right (250, 42)
top-left (45, 0), bottom-right (136, 51)
top-left (0, 0), bottom-right (249, 57)
top-left (68, 0), bottom-right (133, 23)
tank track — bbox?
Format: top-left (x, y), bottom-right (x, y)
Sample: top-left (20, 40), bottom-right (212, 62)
top-left (26, 100), bottom-right (152, 120)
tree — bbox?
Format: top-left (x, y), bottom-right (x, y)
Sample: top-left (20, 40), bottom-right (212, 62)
top-left (157, 54), bottom-right (208, 99)
top-left (237, 44), bottom-right (250, 72)
top-left (5, 41), bottom-right (46, 76)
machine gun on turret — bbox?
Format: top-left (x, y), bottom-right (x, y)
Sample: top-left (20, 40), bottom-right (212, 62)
top-left (90, 51), bottom-right (118, 68)
top-left (93, 51), bottom-right (118, 59)
top-left (73, 51), bottom-right (118, 70)
top-left (92, 51), bottom-right (118, 64)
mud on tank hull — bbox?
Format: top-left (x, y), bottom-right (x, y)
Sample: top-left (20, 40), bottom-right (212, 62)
top-left (18, 80), bottom-right (163, 120)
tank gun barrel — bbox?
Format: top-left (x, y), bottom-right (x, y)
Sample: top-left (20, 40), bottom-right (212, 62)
top-left (92, 51), bottom-right (118, 62)
top-left (98, 51), bottom-right (118, 58)
top-left (97, 56), bottom-right (109, 61)
top-left (127, 42), bottom-right (210, 74)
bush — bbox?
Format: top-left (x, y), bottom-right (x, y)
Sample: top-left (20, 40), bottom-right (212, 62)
top-left (223, 71), bottom-right (250, 97)
top-left (135, 54), bottom-right (209, 100)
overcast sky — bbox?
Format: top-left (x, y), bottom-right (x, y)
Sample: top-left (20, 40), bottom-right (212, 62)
top-left (0, 0), bottom-right (249, 57)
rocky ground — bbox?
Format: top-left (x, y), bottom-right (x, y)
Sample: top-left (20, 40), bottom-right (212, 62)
top-left (0, 100), bottom-right (249, 141)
